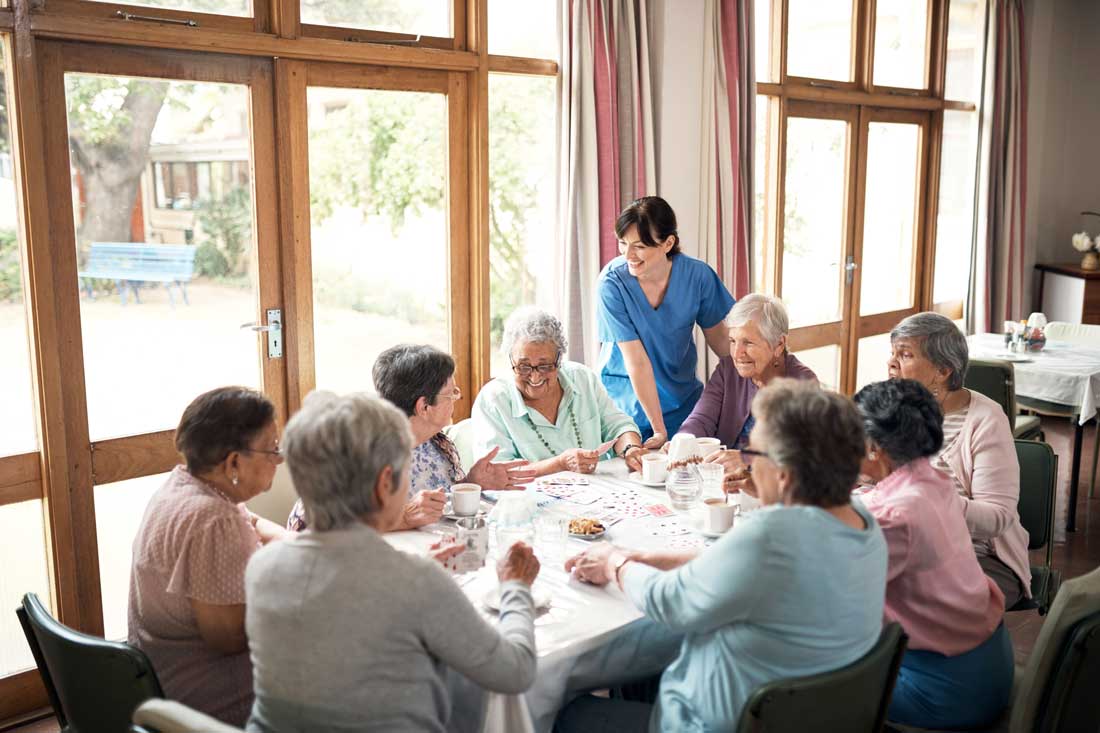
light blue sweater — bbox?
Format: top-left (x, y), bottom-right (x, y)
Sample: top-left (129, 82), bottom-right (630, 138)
top-left (623, 501), bottom-right (888, 732)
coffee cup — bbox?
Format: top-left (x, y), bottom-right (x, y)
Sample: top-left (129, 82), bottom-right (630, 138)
top-left (451, 483), bottom-right (482, 516)
top-left (641, 453), bottom-right (668, 484)
top-left (696, 437), bottom-right (722, 457)
top-left (703, 497), bottom-right (736, 534)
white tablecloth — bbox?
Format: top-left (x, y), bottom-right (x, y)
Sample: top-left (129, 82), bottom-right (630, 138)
top-left (968, 333), bottom-right (1100, 424)
top-left (384, 459), bottom-right (723, 733)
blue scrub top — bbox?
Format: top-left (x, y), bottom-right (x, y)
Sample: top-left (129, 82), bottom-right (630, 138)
top-left (597, 253), bottom-right (735, 438)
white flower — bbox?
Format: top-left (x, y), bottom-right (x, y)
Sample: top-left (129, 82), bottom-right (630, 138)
top-left (1072, 231), bottom-right (1095, 252)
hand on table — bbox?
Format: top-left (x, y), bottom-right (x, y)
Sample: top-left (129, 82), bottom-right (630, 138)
top-left (565, 543), bottom-right (619, 586)
top-left (624, 448), bottom-right (647, 473)
top-left (643, 431), bottom-right (667, 450)
top-left (704, 450), bottom-right (758, 497)
top-left (465, 446), bottom-right (538, 490)
top-left (428, 538), bottom-right (465, 570)
top-left (497, 541), bottom-right (540, 585)
top-left (558, 448), bottom-right (600, 474)
top-left (402, 489), bottom-right (446, 528)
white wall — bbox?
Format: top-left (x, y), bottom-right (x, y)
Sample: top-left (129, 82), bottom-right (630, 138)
top-left (1025, 0), bottom-right (1100, 308)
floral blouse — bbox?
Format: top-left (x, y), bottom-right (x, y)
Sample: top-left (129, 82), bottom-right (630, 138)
top-left (286, 432), bottom-right (465, 531)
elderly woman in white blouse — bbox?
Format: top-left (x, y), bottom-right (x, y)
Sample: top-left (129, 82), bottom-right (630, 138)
top-left (472, 307), bottom-right (646, 476)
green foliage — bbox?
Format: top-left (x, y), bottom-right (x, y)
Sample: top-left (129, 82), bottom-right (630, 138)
top-left (0, 227), bottom-right (22, 303)
top-left (196, 186), bottom-right (251, 276)
top-left (193, 240), bottom-right (230, 278)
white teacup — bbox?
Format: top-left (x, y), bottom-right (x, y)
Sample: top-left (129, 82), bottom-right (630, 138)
top-left (703, 497), bottom-right (737, 534)
top-left (641, 453), bottom-right (668, 484)
top-left (451, 483), bottom-right (482, 516)
top-left (696, 438), bottom-right (722, 457)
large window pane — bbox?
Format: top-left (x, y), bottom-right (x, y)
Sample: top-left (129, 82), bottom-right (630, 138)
top-left (755, 0), bottom-right (776, 83)
top-left (782, 117), bottom-right (849, 328)
top-left (793, 345), bottom-right (840, 391)
top-left (873, 0), bottom-right (929, 89)
top-left (489, 0), bottom-right (557, 60)
top-left (301, 1), bottom-right (450, 36)
top-left (786, 0), bottom-right (854, 82)
top-left (308, 87), bottom-right (449, 394)
top-left (0, 40), bottom-right (37, 457)
top-left (934, 110), bottom-right (979, 304)
top-left (945, 0), bottom-right (986, 103)
top-left (0, 500), bottom-right (51, 676)
top-left (855, 332), bottom-right (892, 390)
top-left (95, 474), bottom-right (167, 641)
top-left (65, 75), bottom-right (260, 440)
top-left (87, 0), bottom-right (249, 16)
top-left (753, 94), bottom-right (775, 291)
top-left (489, 75), bottom-right (556, 376)
top-left (860, 122), bottom-right (921, 316)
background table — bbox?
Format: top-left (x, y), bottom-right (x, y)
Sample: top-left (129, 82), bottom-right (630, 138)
top-left (385, 458), bottom-right (727, 732)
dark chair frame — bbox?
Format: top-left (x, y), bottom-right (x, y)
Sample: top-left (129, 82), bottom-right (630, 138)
top-left (1010, 440), bottom-right (1060, 615)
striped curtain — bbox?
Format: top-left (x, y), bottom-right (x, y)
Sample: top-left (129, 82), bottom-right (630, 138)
top-left (968, 0), bottom-right (1028, 333)
top-left (558, 0), bottom-right (656, 364)
top-left (698, 0), bottom-right (754, 300)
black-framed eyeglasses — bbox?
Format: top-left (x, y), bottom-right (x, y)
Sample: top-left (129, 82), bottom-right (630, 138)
top-left (511, 359), bottom-right (560, 377)
top-left (739, 448), bottom-right (770, 467)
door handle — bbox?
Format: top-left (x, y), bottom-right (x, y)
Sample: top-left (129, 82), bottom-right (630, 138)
top-left (241, 309), bottom-right (283, 359)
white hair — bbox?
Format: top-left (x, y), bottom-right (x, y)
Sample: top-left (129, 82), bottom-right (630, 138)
top-left (283, 391), bottom-right (412, 531)
top-left (500, 306), bottom-right (568, 358)
top-left (725, 294), bottom-right (790, 348)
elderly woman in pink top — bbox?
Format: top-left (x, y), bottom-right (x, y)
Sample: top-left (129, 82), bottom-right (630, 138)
top-left (855, 378), bottom-right (1012, 729)
top-left (128, 386), bottom-right (290, 726)
top-left (887, 311), bottom-right (1030, 609)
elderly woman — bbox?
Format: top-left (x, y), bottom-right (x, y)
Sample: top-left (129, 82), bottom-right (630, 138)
top-left (246, 392), bottom-right (540, 732)
top-left (559, 380), bottom-right (887, 731)
top-left (288, 344), bottom-right (535, 531)
top-left (473, 307), bottom-right (646, 476)
top-left (888, 311), bottom-right (1030, 608)
top-left (598, 196), bottom-right (735, 448)
top-left (854, 379), bottom-right (1012, 730)
top-left (128, 387), bottom-right (289, 726)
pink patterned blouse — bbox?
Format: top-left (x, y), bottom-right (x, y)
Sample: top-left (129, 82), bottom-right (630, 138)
top-left (127, 465), bottom-right (261, 726)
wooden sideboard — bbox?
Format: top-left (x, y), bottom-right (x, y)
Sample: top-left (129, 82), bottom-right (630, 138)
top-left (1036, 263), bottom-right (1100, 325)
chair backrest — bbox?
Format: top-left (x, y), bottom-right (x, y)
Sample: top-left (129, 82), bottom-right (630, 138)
top-left (444, 418), bottom-right (477, 474)
top-left (1042, 321), bottom-right (1100, 345)
top-left (132, 699), bottom-right (245, 733)
top-left (17, 592), bottom-right (163, 733)
top-left (1011, 566), bottom-right (1100, 733)
top-left (736, 623), bottom-right (908, 733)
top-left (1015, 440), bottom-right (1057, 551)
top-left (964, 358), bottom-right (1017, 420)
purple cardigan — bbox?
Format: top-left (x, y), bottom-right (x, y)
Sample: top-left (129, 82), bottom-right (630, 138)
top-left (678, 354), bottom-right (817, 447)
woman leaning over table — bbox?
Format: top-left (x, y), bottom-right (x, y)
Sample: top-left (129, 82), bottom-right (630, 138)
top-left (887, 311), bottom-right (1030, 609)
top-left (472, 307), bottom-right (646, 477)
top-left (597, 196), bottom-right (735, 448)
top-left (559, 379), bottom-right (887, 732)
top-left (287, 344), bottom-right (535, 531)
top-left (128, 387), bottom-right (290, 726)
top-left (854, 379), bottom-right (1012, 730)
top-left (246, 391), bottom-right (540, 733)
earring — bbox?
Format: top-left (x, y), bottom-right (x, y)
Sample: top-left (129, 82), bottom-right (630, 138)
top-left (231, 474), bottom-right (239, 486)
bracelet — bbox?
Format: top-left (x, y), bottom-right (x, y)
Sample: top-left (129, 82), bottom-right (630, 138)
top-left (621, 443), bottom-right (643, 458)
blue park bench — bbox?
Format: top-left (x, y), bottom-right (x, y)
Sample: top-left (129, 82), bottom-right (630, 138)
top-left (77, 243), bottom-right (197, 307)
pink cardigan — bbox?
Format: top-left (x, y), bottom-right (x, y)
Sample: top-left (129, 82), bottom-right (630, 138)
top-left (862, 458), bottom-right (1004, 655)
top-left (941, 390), bottom-right (1031, 598)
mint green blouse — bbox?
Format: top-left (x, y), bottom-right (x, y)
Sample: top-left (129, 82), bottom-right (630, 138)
top-left (471, 361), bottom-right (640, 463)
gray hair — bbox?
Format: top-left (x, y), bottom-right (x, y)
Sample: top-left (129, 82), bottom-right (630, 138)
top-left (725, 294), bottom-right (790, 348)
top-left (752, 379), bottom-right (865, 508)
top-left (283, 391), bottom-right (413, 531)
top-left (890, 312), bottom-right (969, 391)
top-left (500, 306), bottom-right (568, 358)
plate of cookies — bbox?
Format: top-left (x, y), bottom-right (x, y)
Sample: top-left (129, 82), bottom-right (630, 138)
top-left (568, 517), bottom-right (606, 541)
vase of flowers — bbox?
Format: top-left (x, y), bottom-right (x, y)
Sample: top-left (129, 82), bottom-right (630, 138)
top-left (1076, 211), bottom-right (1100, 270)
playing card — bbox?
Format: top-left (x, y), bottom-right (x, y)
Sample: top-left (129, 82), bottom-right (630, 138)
top-left (645, 504), bottom-right (673, 517)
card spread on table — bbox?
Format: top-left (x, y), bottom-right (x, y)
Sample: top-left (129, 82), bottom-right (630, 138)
top-left (540, 476), bottom-right (591, 486)
top-left (645, 504), bottom-right (672, 517)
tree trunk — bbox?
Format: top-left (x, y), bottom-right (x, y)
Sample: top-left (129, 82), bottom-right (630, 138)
top-left (69, 80), bottom-right (168, 252)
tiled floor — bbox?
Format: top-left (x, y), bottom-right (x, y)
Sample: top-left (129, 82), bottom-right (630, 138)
top-left (5, 417), bottom-right (1100, 733)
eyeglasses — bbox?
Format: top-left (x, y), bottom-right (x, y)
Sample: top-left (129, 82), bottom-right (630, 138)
top-left (739, 448), bottom-right (771, 467)
top-left (511, 360), bottom-right (560, 377)
top-left (438, 385), bottom-right (462, 401)
top-left (243, 444), bottom-right (282, 459)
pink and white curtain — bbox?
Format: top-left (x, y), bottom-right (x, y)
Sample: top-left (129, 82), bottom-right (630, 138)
top-left (968, 0), bottom-right (1028, 333)
top-left (697, 0), bottom-right (753, 301)
top-left (558, 0), bottom-right (656, 364)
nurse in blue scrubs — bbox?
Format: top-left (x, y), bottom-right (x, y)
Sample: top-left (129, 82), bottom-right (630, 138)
top-left (597, 196), bottom-right (735, 447)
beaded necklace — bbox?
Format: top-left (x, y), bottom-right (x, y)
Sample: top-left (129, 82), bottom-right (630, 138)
top-left (525, 406), bottom-right (583, 459)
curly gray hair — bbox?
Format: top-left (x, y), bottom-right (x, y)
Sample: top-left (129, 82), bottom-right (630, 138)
top-left (500, 306), bottom-right (569, 359)
top-left (890, 312), bottom-right (969, 391)
top-left (283, 391), bottom-right (412, 531)
top-left (725, 294), bottom-right (790, 348)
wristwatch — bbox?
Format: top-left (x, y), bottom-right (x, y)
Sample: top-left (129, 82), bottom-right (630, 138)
top-left (621, 443), bottom-right (643, 458)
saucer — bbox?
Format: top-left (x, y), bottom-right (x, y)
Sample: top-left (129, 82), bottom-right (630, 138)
top-left (698, 527), bottom-right (729, 539)
top-left (628, 472), bottom-right (666, 488)
top-left (483, 586), bottom-right (552, 612)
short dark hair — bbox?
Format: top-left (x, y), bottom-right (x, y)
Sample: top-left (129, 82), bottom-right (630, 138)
top-left (752, 379), bottom-right (865, 509)
top-left (175, 386), bottom-right (275, 475)
top-left (615, 196), bottom-right (682, 258)
top-left (853, 379), bottom-right (944, 466)
top-left (372, 344), bottom-right (455, 416)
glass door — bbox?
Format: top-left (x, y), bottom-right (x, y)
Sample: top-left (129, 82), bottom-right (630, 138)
top-left (38, 41), bottom-right (287, 638)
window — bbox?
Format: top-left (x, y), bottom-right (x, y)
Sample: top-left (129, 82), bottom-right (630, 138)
top-left (153, 161), bottom-right (250, 211)
top-left (488, 0), bottom-right (558, 60)
top-left (300, 1), bottom-right (450, 37)
top-left (86, 0), bottom-right (250, 16)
